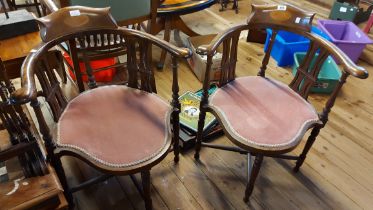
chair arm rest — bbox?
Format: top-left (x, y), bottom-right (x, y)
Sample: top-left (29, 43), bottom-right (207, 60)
top-left (11, 44), bottom-right (48, 104)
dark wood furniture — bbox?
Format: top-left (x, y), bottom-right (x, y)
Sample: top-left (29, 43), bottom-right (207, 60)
top-left (11, 6), bottom-right (191, 209)
top-left (193, 3), bottom-right (368, 202)
top-left (335, 0), bottom-right (373, 24)
top-left (0, 165), bottom-right (67, 209)
top-left (0, 32), bottom-right (41, 79)
top-left (0, 59), bottom-right (68, 209)
top-left (57, 0), bottom-right (159, 34)
top-left (41, 0), bottom-right (160, 93)
top-left (0, 59), bottom-right (48, 178)
top-left (155, 0), bottom-right (215, 69)
top-left (219, 0), bottom-right (238, 13)
top-left (1, 0), bottom-right (9, 18)
top-left (6, 0), bottom-right (43, 17)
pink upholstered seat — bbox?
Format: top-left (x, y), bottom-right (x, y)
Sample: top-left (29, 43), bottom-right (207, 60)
top-left (57, 86), bottom-right (172, 168)
top-left (209, 76), bottom-right (321, 152)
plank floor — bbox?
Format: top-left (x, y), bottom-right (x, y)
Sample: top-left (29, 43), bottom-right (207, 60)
top-left (37, 1), bottom-right (373, 209)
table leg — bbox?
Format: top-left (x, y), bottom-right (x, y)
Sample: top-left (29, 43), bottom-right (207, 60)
top-left (232, 0), bottom-right (238, 14)
top-left (172, 15), bottom-right (200, 37)
top-left (156, 15), bottom-right (201, 70)
top-left (33, 0), bottom-right (42, 17)
top-left (1, 0), bottom-right (9, 18)
top-left (157, 17), bottom-right (172, 70)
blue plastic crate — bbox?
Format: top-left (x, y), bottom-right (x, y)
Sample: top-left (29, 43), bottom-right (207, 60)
top-left (264, 26), bottom-right (331, 67)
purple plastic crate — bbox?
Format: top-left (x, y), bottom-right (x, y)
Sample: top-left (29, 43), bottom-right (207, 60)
top-left (318, 20), bottom-right (373, 63)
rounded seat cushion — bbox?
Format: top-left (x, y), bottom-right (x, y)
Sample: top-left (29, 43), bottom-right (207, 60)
top-left (57, 86), bottom-right (172, 168)
top-left (209, 76), bottom-right (320, 152)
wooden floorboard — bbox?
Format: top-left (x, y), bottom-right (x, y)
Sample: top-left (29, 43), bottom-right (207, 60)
top-left (25, 0), bottom-right (373, 209)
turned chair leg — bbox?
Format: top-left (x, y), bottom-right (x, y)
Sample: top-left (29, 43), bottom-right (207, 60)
top-left (173, 135), bottom-right (180, 163)
top-left (141, 170), bottom-right (152, 210)
top-left (294, 126), bottom-right (321, 172)
top-left (52, 155), bottom-right (75, 209)
top-left (244, 154), bottom-right (263, 202)
top-left (194, 110), bottom-right (207, 160)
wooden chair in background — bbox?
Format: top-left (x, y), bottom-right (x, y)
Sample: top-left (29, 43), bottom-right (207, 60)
top-left (40, 0), bottom-right (160, 93)
top-left (193, 3), bottom-right (368, 201)
top-left (58, 0), bottom-right (159, 34)
top-left (0, 58), bottom-right (48, 178)
top-left (11, 7), bottom-right (191, 209)
top-left (0, 0), bottom-right (9, 18)
top-left (6, 0), bottom-right (43, 17)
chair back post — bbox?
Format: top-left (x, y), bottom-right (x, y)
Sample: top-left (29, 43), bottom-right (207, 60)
top-left (258, 30), bottom-right (277, 77)
top-left (201, 55), bottom-right (213, 103)
top-left (68, 39), bottom-right (86, 92)
top-left (219, 31), bottom-right (240, 86)
top-left (78, 37), bottom-right (98, 90)
top-left (319, 71), bottom-right (349, 125)
top-left (35, 54), bottom-right (68, 121)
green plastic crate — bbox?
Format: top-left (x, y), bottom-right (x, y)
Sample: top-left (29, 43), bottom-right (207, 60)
top-left (292, 52), bottom-right (342, 94)
top-left (329, 1), bottom-right (358, 21)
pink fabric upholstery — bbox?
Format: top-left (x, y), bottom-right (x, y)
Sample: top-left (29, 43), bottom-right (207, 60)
top-left (210, 76), bottom-right (320, 152)
top-left (57, 86), bottom-right (171, 167)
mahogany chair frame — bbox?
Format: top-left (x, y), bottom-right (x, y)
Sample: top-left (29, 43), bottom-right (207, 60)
top-left (194, 3), bottom-right (369, 202)
top-left (10, 7), bottom-right (191, 209)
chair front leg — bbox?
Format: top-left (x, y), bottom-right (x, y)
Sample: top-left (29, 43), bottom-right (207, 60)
top-left (52, 155), bottom-right (75, 209)
top-left (244, 154), bottom-right (263, 202)
top-left (141, 170), bottom-right (152, 210)
top-left (194, 109), bottom-right (207, 160)
top-left (294, 126), bottom-right (321, 172)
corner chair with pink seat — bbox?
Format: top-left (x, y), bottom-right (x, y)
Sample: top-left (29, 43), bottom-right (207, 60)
top-left (193, 3), bottom-right (369, 202)
top-left (10, 6), bottom-right (191, 210)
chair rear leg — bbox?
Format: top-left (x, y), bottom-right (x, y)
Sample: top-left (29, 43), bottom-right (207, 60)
top-left (141, 170), bottom-right (152, 210)
top-left (173, 131), bottom-right (180, 163)
top-left (194, 109), bottom-right (207, 160)
top-left (294, 126), bottom-right (321, 172)
top-left (244, 154), bottom-right (263, 202)
top-left (52, 155), bottom-right (75, 209)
